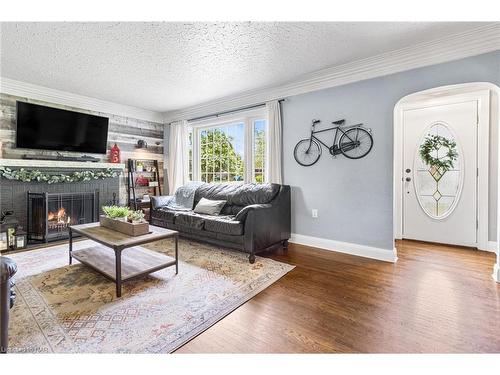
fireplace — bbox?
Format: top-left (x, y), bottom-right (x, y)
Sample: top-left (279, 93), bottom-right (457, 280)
top-left (27, 191), bottom-right (99, 242)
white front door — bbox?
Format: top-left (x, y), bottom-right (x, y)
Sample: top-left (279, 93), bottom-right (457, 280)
top-left (403, 100), bottom-right (478, 247)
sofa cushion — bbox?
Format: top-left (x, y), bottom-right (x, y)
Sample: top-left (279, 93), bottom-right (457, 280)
top-left (230, 183), bottom-right (280, 206)
top-left (204, 216), bottom-right (244, 236)
top-left (175, 212), bottom-right (206, 229)
top-left (220, 204), bottom-right (245, 215)
top-left (194, 182), bottom-right (280, 207)
top-left (152, 207), bottom-right (178, 223)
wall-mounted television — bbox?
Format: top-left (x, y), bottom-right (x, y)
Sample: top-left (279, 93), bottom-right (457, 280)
top-left (16, 101), bottom-right (109, 154)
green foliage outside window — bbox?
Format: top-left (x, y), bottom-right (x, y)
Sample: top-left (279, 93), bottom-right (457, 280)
top-left (191, 121), bottom-right (267, 184)
top-left (200, 128), bottom-right (244, 183)
top-left (254, 128), bottom-right (266, 183)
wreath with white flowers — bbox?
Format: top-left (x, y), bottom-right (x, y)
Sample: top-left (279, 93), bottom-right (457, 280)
top-left (419, 134), bottom-right (458, 172)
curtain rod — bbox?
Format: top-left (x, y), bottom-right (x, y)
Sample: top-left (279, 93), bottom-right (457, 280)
top-left (185, 99), bottom-right (286, 123)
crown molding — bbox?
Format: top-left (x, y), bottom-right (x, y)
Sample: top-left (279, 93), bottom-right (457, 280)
top-left (0, 78), bottom-right (164, 123)
top-left (163, 23), bottom-right (500, 123)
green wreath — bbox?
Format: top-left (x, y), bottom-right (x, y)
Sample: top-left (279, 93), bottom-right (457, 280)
top-left (419, 134), bottom-right (458, 172)
top-left (0, 167), bottom-right (120, 184)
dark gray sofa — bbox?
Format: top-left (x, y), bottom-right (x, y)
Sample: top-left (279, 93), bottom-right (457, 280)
top-left (150, 182), bottom-right (291, 263)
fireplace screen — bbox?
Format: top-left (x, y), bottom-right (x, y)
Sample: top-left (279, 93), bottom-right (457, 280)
top-left (27, 191), bottom-right (99, 242)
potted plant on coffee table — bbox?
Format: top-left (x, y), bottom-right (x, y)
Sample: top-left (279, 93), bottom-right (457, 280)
top-left (102, 205), bottom-right (130, 221)
top-left (128, 210), bottom-right (145, 224)
top-left (100, 205), bottom-right (149, 236)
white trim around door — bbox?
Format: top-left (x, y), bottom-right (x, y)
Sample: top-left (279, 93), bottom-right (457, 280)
top-left (393, 82), bottom-right (500, 282)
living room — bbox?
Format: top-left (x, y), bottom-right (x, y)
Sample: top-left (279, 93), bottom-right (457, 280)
top-left (1, 1), bottom-right (500, 373)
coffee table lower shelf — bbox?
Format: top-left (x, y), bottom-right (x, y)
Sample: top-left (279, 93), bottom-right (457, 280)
top-left (72, 245), bottom-right (176, 282)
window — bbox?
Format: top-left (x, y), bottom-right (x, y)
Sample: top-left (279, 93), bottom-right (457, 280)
top-left (188, 109), bottom-right (268, 183)
top-left (253, 119), bottom-right (267, 183)
top-left (200, 122), bottom-right (245, 183)
top-left (188, 129), bottom-right (193, 181)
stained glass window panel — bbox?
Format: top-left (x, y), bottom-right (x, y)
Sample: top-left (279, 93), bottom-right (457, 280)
top-left (414, 122), bottom-right (463, 219)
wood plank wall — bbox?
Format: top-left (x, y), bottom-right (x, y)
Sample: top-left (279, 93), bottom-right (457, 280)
top-left (0, 93), bottom-right (165, 204)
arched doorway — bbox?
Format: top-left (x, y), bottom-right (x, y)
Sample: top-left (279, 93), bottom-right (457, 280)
top-left (393, 82), bottom-right (500, 282)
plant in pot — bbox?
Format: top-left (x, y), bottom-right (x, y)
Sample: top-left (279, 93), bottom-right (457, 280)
top-left (102, 205), bottom-right (131, 222)
top-left (128, 210), bottom-right (145, 224)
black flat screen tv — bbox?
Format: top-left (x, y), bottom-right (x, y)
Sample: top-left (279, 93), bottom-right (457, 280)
top-left (16, 101), bottom-right (109, 154)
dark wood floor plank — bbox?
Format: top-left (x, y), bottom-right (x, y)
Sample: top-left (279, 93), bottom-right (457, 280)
top-left (175, 239), bottom-right (500, 353)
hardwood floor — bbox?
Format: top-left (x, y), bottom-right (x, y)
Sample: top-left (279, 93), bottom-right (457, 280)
top-left (175, 240), bottom-right (500, 353)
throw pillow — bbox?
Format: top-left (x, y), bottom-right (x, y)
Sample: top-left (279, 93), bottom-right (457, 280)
top-left (194, 197), bottom-right (226, 215)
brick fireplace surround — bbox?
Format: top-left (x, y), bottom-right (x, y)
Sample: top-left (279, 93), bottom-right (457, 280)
top-left (0, 159), bottom-right (125, 244)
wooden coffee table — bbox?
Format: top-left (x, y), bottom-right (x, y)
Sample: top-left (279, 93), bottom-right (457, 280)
top-left (68, 222), bottom-right (178, 297)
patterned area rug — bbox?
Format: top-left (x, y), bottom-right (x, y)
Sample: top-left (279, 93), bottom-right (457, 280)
top-left (7, 238), bottom-right (293, 353)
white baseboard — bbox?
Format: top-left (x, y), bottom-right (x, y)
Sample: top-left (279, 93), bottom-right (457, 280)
top-left (485, 241), bottom-right (498, 253)
top-left (493, 264), bottom-right (500, 283)
top-left (289, 233), bottom-right (398, 263)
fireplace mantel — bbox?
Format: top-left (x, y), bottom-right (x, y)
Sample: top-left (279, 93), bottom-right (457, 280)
top-left (0, 158), bottom-right (125, 170)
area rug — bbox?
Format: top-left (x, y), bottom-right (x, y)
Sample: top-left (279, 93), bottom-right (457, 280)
top-left (7, 238), bottom-right (294, 353)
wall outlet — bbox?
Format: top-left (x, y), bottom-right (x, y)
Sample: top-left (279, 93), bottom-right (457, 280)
top-left (312, 209), bottom-right (318, 218)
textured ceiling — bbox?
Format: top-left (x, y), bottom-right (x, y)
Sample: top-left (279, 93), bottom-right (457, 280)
top-left (0, 22), bottom-right (489, 112)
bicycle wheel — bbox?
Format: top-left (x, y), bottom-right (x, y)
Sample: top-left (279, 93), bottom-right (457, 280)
top-left (339, 128), bottom-right (373, 159)
top-left (294, 138), bottom-right (322, 166)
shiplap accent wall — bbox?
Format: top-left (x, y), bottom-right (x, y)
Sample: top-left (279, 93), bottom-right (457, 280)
top-left (0, 93), bottom-right (165, 204)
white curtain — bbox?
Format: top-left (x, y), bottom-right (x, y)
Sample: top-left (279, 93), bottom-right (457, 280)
top-left (266, 100), bottom-right (283, 184)
top-left (167, 120), bottom-right (189, 194)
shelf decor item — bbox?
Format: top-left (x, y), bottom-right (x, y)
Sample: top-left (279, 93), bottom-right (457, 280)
top-left (7, 227), bottom-right (16, 250)
top-left (14, 228), bottom-right (27, 249)
top-left (127, 159), bottom-right (162, 210)
top-left (109, 143), bottom-right (121, 163)
top-left (1, 211), bottom-right (19, 251)
top-left (135, 175), bottom-right (149, 186)
top-left (100, 205), bottom-right (149, 236)
top-left (0, 232), bottom-right (7, 251)
top-left (136, 139), bottom-right (148, 149)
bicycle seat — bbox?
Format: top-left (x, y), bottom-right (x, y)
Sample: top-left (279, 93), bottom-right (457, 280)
top-left (332, 119), bottom-right (345, 126)
top-left (312, 119), bottom-right (321, 125)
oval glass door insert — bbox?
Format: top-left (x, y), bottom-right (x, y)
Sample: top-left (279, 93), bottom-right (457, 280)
top-left (414, 122), bottom-right (463, 219)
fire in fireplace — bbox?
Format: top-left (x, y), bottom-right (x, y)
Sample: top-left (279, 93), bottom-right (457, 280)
top-left (47, 207), bottom-right (71, 229)
top-left (27, 191), bottom-right (99, 242)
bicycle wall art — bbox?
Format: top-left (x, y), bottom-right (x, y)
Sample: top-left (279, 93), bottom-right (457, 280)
top-left (293, 119), bottom-right (373, 166)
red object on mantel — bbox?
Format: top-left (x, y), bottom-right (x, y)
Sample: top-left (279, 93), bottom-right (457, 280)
top-left (110, 143), bottom-right (121, 163)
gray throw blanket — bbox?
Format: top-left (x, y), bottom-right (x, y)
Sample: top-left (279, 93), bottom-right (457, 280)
top-left (166, 181), bottom-right (204, 211)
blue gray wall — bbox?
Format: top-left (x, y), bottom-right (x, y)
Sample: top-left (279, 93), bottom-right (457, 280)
top-left (282, 50), bottom-right (500, 251)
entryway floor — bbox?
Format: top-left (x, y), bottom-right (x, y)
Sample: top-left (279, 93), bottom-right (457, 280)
top-left (176, 239), bottom-right (499, 353)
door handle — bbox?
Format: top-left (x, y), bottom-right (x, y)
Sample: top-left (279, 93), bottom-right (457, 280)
top-left (405, 177), bottom-right (411, 182)
top-left (406, 168), bottom-right (411, 173)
